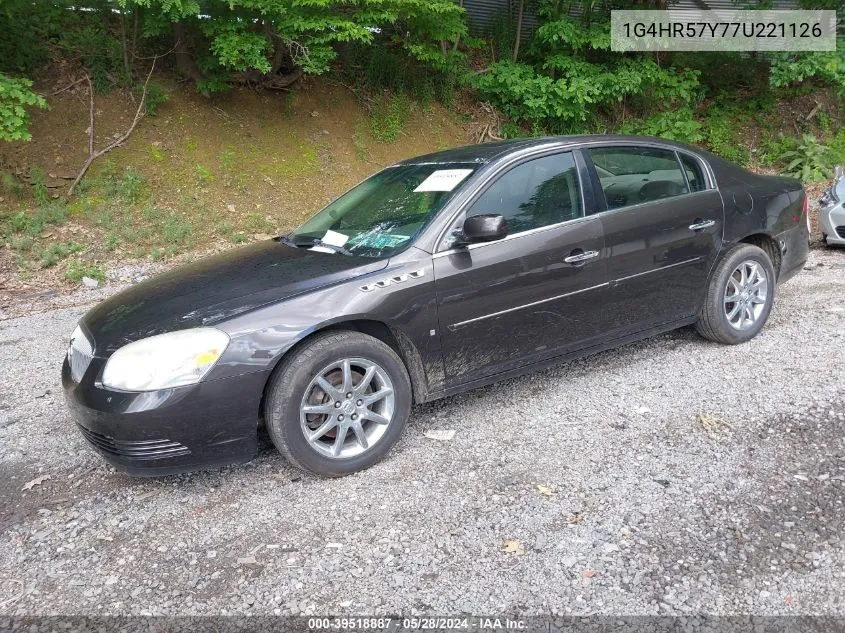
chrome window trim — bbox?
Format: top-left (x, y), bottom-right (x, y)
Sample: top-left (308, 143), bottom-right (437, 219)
top-left (612, 257), bottom-right (703, 285)
top-left (587, 188), bottom-right (718, 220)
top-left (448, 281), bottom-right (610, 330)
top-left (432, 213), bottom-right (597, 260)
top-left (433, 144), bottom-right (585, 254)
top-left (581, 141), bottom-right (717, 191)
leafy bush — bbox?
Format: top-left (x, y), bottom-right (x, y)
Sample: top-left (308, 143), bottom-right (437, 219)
top-left (471, 10), bottom-right (702, 134)
top-left (141, 83), bottom-right (169, 116)
top-left (120, 169), bottom-right (146, 203)
top-left (768, 45), bottom-right (845, 94)
top-left (620, 109), bottom-right (703, 144)
top-left (827, 129), bottom-right (845, 168)
top-left (701, 110), bottom-right (750, 166)
top-left (0, 74), bottom-right (47, 142)
top-left (777, 134), bottom-right (830, 183)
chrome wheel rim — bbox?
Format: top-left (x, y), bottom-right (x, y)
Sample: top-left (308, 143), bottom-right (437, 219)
top-left (300, 358), bottom-right (395, 459)
top-left (724, 260), bottom-right (768, 331)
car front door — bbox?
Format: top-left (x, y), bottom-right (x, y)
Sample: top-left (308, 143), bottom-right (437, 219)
top-left (586, 145), bottom-right (723, 336)
top-left (433, 151), bottom-right (608, 387)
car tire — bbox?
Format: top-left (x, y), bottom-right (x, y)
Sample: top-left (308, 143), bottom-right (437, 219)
top-left (695, 243), bottom-right (776, 345)
top-left (264, 330), bottom-right (412, 477)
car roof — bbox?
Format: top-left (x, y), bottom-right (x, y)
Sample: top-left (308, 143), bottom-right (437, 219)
top-left (397, 134), bottom-right (703, 166)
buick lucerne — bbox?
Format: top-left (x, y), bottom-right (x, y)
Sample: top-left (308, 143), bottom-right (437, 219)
top-left (62, 136), bottom-right (809, 477)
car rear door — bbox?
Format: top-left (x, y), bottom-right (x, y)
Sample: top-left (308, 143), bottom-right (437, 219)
top-left (585, 145), bottom-right (723, 336)
top-left (432, 150), bottom-right (608, 387)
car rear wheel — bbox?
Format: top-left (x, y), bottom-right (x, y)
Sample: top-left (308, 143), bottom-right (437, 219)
top-left (264, 331), bottom-right (412, 476)
top-left (695, 243), bottom-right (776, 345)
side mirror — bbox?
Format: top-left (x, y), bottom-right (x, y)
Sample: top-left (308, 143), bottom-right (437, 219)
top-left (454, 214), bottom-right (508, 246)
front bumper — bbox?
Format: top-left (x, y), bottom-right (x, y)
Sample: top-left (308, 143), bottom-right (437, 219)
top-left (62, 356), bottom-right (269, 476)
top-left (819, 200), bottom-right (845, 246)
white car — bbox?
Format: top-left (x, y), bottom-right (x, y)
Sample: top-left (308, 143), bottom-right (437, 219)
top-left (820, 165), bottom-right (845, 247)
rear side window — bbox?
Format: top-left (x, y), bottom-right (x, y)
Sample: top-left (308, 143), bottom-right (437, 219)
top-left (589, 147), bottom-right (690, 210)
top-left (679, 153), bottom-right (706, 192)
top-left (467, 152), bottom-right (582, 234)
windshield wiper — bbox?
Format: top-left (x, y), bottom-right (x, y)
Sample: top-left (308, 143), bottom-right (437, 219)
top-left (277, 233), bottom-right (353, 256)
top-left (277, 233), bottom-right (298, 248)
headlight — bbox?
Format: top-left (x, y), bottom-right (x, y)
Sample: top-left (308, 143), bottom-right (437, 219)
top-left (101, 328), bottom-right (230, 391)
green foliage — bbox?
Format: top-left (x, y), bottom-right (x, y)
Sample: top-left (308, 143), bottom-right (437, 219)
top-left (0, 0), bottom-right (66, 75)
top-left (142, 83), bottom-right (169, 116)
top-left (473, 57), bottom-right (700, 134)
top-left (777, 134), bottom-right (831, 182)
top-left (829, 129), bottom-right (845, 167)
top-left (488, 10), bottom-right (516, 62)
top-left (194, 164), bottom-right (213, 185)
top-left (620, 109), bottom-right (703, 144)
top-left (59, 23), bottom-right (127, 93)
top-left (1, 201), bottom-right (67, 242)
top-left (471, 7), bottom-right (703, 134)
top-left (64, 260), bottom-right (106, 283)
top-left (0, 74), bottom-right (47, 142)
top-left (218, 149), bottom-right (234, 171)
top-left (29, 166), bottom-right (50, 205)
top-left (39, 241), bottom-right (83, 269)
top-left (125, 0), bottom-right (467, 90)
top-left (768, 45), bottom-right (845, 93)
top-left (759, 132), bottom-right (795, 167)
top-left (370, 92), bottom-right (410, 143)
top-left (1, 172), bottom-right (25, 198)
top-left (120, 168), bottom-right (146, 203)
top-left (350, 42), bottom-right (461, 108)
top-left (701, 107), bottom-right (751, 166)
top-left (162, 213), bottom-right (193, 245)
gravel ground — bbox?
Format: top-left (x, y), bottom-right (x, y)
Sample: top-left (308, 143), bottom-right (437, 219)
top-left (0, 248), bottom-right (843, 617)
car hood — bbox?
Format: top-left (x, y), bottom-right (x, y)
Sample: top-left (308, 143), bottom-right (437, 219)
top-left (82, 240), bottom-right (388, 354)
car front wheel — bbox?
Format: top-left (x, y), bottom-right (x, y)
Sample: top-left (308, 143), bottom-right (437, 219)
top-left (264, 330), bottom-right (412, 476)
top-left (695, 243), bottom-right (776, 345)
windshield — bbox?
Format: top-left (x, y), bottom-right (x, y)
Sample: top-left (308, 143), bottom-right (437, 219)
top-left (288, 162), bottom-right (478, 257)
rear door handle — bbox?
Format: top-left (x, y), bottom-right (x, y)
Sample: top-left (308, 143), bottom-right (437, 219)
top-left (689, 219), bottom-right (716, 231)
top-left (564, 250), bottom-right (599, 264)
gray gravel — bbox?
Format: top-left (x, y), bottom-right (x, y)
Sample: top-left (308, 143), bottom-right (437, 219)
top-left (1, 248), bottom-right (844, 616)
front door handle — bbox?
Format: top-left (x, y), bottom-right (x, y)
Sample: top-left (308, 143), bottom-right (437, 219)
top-left (564, 250), bottom-right (599, 264)
top-left (689, 219), bottom-right (716, 231)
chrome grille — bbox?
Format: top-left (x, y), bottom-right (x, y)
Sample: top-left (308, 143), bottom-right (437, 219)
top-left (68, 327), bottom-right (93, 383)
top-left (78, 426), bottom-right (191, 460)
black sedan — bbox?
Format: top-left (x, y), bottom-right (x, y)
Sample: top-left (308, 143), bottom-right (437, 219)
top-left (63, 136), bottom-right (809, 477)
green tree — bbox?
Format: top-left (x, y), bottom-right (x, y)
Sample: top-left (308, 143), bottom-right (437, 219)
top-left (124, 0), bottom-right (467, 93)
top-left (0, 74), bottom-right (47, 142)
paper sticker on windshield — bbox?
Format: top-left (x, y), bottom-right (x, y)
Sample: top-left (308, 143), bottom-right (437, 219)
top-left (413, 169), bottom-right (473, 193)
top-left (322, 230), bottom-right (349, 247)
top-left (310, 229), bottom-right (349, 253)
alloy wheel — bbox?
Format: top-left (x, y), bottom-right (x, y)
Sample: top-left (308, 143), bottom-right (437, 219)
top-left (299, 358), bottom-right (395, 459)
top-left (724, 259), bottom-right (769, 331)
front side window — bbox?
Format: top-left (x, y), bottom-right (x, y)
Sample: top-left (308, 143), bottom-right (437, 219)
top-left (590, 147), bottom-right (690, 210)
top-left (466, 152), bottom-right (582, 235)
top-left (291, 163), bottom-right (478, 257)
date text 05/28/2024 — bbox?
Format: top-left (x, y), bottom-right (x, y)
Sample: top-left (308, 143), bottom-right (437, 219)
top-left (307, 617), bottom-right (528, 631)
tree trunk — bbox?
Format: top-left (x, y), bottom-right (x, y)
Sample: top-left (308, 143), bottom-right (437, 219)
top-left (172, 22), bottom-right (204, 84)
top-left (120, 11), bottom-right (132, 85)
top-left (512, 0), bottom-right (525, 61)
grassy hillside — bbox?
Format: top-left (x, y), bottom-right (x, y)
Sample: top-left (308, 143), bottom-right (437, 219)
top-left (0, 74), bottom-right (472, 298)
